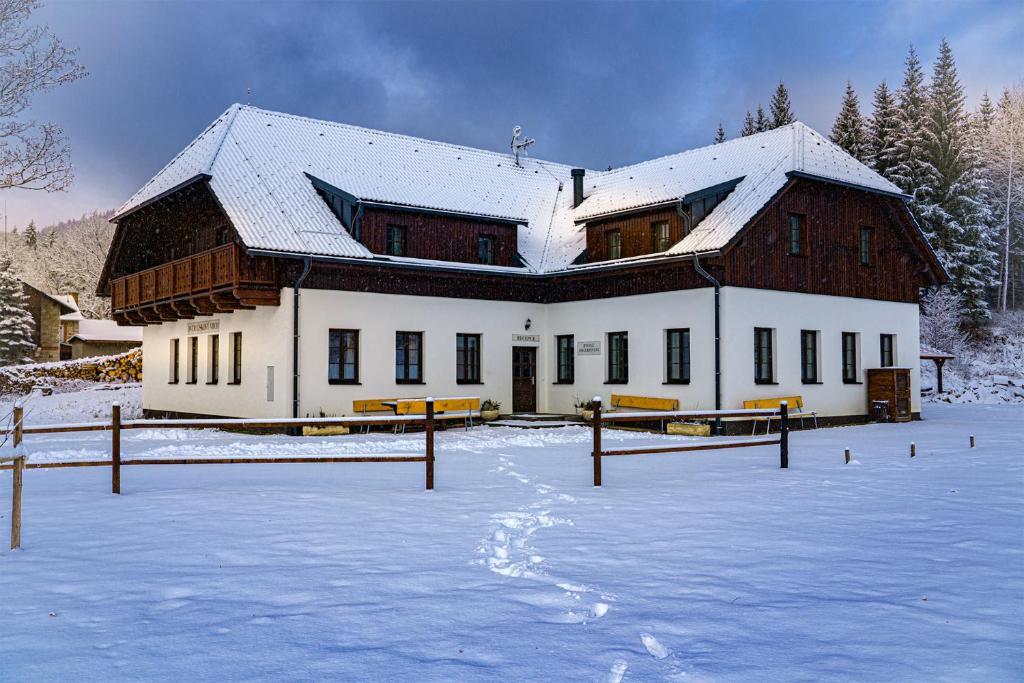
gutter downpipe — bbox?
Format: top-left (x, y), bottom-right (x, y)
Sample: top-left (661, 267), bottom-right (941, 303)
top-left (678, 201), bottom-right (722, 435)
top-left (292, 256), bottom-right (313, 423)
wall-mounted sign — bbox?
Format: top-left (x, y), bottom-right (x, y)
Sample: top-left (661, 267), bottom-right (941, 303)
top-left (577, 340), bottom-right (601, 355)
top-left (512, 333), bottom-right (541, 344)
top-left (187, 319), bottom-right (220, 335)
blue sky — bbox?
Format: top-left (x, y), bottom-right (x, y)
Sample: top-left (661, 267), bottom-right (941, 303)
top-left (6, 0), bottom-right (1023, 229)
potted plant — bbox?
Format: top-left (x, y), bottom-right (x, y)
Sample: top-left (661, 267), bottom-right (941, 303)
top-left (575, 397), bottom-right (598, 421)
top-left (481, 399), bottom-right (501, 421)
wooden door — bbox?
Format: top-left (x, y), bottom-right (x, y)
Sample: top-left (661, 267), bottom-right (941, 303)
top-left (894, 369), bottom-right (911, 420)
top-left (512, 346), bottom-right (537, 413)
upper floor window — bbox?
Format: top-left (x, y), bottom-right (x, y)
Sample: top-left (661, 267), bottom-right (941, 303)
top-left (329, 329), bottom-right (359, 384)
top-left (606, 230), bottom-right (622, 260)
top-left (880, 334), bottom-right (895, 367)
top-left (801, 330), bottom-right (819, 383)
top-left (556, 335), bottom-right (574, 384)
top-left (859, 226), bottom-right (872, 266)
top-left (456, 333), bottom-right (481, 383)
top-left (478, 235), bottom-right (496, 265)
top-left (396, 331), bottom-right (423, 383)
top-left (754, 327), bottom-right (774, 384)
top-left (387, 225), bottom-right (407, 257)
top-left (665, 328), bottom-right (690, 384)
top-left (788, 214), bottom-right (805, 256)
top-left (842, 332), bottom-right (859, 383)
top-left (607, 331), bottom-right (628, 383)
top-left (652, 222), bottom-right (671, 252)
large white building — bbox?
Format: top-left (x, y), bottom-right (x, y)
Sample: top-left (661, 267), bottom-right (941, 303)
top-left (98, 105), bottom-right (945, 429)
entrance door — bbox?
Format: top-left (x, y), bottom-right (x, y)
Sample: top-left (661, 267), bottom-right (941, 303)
top-left (894, 369), bottom-right (911, 420)
top-left (512, 346), bottom-right (537, 413)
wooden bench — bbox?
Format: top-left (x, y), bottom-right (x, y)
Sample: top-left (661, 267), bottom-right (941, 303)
top-left (395, 397), bottom-right (481, 430)
top-left (352, 398), bottom-right (399, 432)
top-left (742, 396), bottom-right (817, 434)
top-left (608, 394), bottom-right (680, 432)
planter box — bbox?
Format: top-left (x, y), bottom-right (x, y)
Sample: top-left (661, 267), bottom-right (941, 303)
top-left (667, 422), bottom-right (711, 436)
top-left (581, 410), bottom-right (594, 422)
top-left (302, 425), bottom-right (351, 437)
top-left (481, 410), bottom-right (500, 422)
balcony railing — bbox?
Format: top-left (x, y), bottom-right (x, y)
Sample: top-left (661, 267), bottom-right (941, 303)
top-left (111, 243), bottom-right (276, 313)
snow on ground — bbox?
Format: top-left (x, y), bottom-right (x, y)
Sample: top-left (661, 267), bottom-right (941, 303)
top-left (1, 403), bottom-right (1022, 681)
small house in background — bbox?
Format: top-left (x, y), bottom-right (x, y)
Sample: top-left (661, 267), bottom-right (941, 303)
top-left (65, 318), bottom-right (142, 359)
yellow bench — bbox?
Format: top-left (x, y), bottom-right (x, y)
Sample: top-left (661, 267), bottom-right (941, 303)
top-left (395, 397), bottom-right (482, 430)
top-left (741, 396), bottom-right (818, 434)
top-left (353, 398), bottom-right (398, 415)
top-left (609, 394), bottom-right (680, 412)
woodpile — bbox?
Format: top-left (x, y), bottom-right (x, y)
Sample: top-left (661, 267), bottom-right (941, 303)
top-left (0, 348), bottom-right (142, 395)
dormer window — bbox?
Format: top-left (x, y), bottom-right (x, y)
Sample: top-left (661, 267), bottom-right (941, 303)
top-left (652, 221), bottom-right (671, 252)
top-left (478, 235), bottom-right (496, 264)
top-left (606, 230), bottom-right (622, 260)
top-left (386, 225), bottom-right (406, 256)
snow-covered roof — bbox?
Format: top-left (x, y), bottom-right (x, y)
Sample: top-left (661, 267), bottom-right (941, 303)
top-left (19, 280), bottom-right (80, 314)
top-left (68, 319), bottom-right (143, 344)
top-left (114, 106), bottom-right (904, 273)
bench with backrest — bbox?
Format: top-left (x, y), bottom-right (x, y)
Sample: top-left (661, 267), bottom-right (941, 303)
top-left (395, 397), bottom-right (481, 430)
top-left (741, 396), bottom-right (817, 434)
top-left (608, 394), bottom-right (680, 432)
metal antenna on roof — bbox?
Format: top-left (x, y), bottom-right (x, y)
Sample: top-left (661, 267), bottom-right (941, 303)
top-left (246, 87), bottom-right (251, 105)
top-left (510, 126), bottom-right (535, 167)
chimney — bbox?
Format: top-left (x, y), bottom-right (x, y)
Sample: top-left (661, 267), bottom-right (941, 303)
top-left (571, 168), bottom-right (586, 208)
top-left (69, 291), bottom-right (79, 306)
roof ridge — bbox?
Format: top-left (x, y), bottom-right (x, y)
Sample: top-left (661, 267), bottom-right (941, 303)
top-left (235, 104), bottom-right (585, 173)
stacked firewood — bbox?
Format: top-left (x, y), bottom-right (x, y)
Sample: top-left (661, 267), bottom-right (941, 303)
top-left (0, 349), bottom-right (143, 394)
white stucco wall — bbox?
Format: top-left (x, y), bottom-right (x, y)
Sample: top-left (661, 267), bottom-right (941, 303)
top-left (140, 285), bottom-right (920, 420)
top-left (720, 287), bottom-right (921, 417)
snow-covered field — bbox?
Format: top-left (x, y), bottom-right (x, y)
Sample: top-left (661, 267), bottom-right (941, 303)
top-left (1, 395), bottom-right (1021, 681)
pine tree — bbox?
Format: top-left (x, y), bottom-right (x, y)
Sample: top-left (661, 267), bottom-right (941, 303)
top-left (714, 123), bottom-right (726, 144)
top-left (831, 81), bottom-right (869, 162)
top-left (917, 39), bottom-right (998, 324)
top-left (741, 111), bottom-right (757, 137)
top-left (770, 81), bottom-right (795, 128)
top-left (976, 91), bottom-right (995, 132)
top-left (891, 45), bottom-right (935, 199)
top-left (755, 105), bottom-right (769, 133)
top-left (0, 255), bottom-right (36, 366)
top-left (868, 80), bottom-right (901, 181)
top-left (23, 220), bottom-right (37, 249)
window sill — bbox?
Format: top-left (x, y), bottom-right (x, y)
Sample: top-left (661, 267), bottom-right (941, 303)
top-left (206, 381), bottom-right (219, 386)
top-left (604, 380), bottom-right (629, 385)
top-left (754, 380), bottom-right (778, 385)
top-left (801, 380), bottom-right (823, 385)
top-left (186, 381), bottom-right (197, 385)
top-left (228, 380), bottom-right (242, 386)
top-left (328, 380), bottom-right (361, 386)
top-left (843, 380), bottom-right (863, 385)
top-left (553, 381), bottom-right (575, 385)
top-left (168, 381), bottom-right (179, 385)
top-left (396, 380), bottom-right (425, 385)
top-left (663, 380), bottom-right (691, 385)
top-left (456, 380), bottom-right (483, 385)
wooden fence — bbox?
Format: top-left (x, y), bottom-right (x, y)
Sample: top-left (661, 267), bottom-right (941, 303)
top-left (590, 398), bottom-right (790, 486)
top-left (3, 402), bottom-right (439, 492)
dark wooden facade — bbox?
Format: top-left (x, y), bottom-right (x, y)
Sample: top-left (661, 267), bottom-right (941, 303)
top-left (100, 175), bottom-right (944, 325)
top-left (360, 207), bottom-right (518, 267)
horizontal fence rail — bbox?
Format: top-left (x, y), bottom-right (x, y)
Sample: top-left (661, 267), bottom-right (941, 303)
top-left (590, 398), bottom-right (790, 485)
top-left (2, 402), bottom-right (439, 491)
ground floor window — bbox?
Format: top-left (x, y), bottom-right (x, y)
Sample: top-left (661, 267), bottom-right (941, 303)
top-left (555, 335), bottom-right (574, 384)
top-left (801, 330), bottom-right (819, 383)
top-left (187, 336), bottom-right (198, 384)
top-left (169, 339), bottom-right (180, 384)
top-left (329, 329), bottom-right (359, 384)
top-left (842, 332), bottom-right (859, 383)
top-left (207, 334), bottom-right (219, 384)
top-left (456, 333), bottom-right (481, 383)
top-left (607, 331), bottom-right (628, 383)
top-left (754, 327), bottom-right (774, 383)
top-left (665, 328), bottom-right (690, 383)
top-left (230, 332), bottom-right (242, 384)
top-left (396, 331), bottom-right (423, 383)
top-left (880, 334), bottom-right (895, 367)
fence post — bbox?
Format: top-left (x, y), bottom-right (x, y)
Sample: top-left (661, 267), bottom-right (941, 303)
top-left (779, 401), bottom-right (789, 469)
top-left (10, 455), bottom-right (24, 550)
top-left (592, 397), bottom-right (603, 487)
top-left (425, 398), bottom-right (435, 491)
top-left (111, 402), bottom-right (121, 495)
top-left (13, 404), bottom-right (23, 449)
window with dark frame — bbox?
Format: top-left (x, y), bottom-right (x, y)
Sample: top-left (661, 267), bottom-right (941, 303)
top-left (208, 334), bottom-right (219, 384)
top-left (880, 334), bottom-right (895, 367)
top-left (842, 332), bottom-right (859, 383)
top-left (556, 335), bottom-right (574, 384)
top-left (456, 333), bottom-right (481, 383)
top-left (801, 330), bottom-right (819, 383)
top-left (607, 331), bottom-right (628, 383)
top-left (652, 221), bottom-right (671, 252)
top-left (188, 336), bottom-right (198, 384)
top-left (477, 235), bottom-right (496, 265)
top-left (328, 329), bottom-right (359, 384)
top-left (230, 332), bottom-right (242, 384)
top-left (396, 331), bottom-right (423, 383)
top-left (754, 327), bottom-right (774, 383)
top-left (665, 328), bottom-right (690, 383)
top-left (859, 226), bottom-right (872, 266)
top-left (788, 214), bottom-right (804, 256)
top-left (386, 224), bottom-right (406, 256)
top-left (170, 339), bottom-right (180, 384)
top-left (606, 230), bottom-right (622, 260)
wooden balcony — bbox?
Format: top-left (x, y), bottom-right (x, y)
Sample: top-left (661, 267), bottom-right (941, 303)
top-left (111, 243), bottom-right (279, 325)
